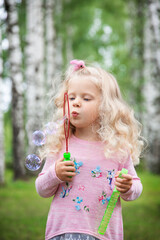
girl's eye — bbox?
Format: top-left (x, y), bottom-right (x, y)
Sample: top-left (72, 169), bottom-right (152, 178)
top-left (84, 98), bottom-right (91, 101)
top-left (69, 97), bottom-right (75, 101)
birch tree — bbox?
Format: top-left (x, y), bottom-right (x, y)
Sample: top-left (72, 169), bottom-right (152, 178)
top-left (4, 0), bottom-right (26, 179)
top-left (44, 0), bottom-right (63, 117)
top-left (126, 0), bottom-right (145, 119)
top-left (45, 0), bottom-right (56, 91)
top-left (143, 0), bottom-right (160, 173)
top-left (44, 0), bottom-right (58, 116)
top-left (25, 0), bottom-right (45, 152)
top-left (54, 0), bottom-right (63, 75)
top-left (0, 24), bottom-right (5, 184)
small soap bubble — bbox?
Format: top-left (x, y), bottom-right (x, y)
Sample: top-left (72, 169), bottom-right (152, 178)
top-left (32, 130), bottom-right (46, 146)
top-left (45, 122), bottom-right (59, 135)
top-left (25, 154), bottom-right (41, 171)
top-left (44, 115), bottom-right (67, 135)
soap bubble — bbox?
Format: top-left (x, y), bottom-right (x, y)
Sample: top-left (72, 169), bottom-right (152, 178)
top-left (44, 122), bottom-right (59, 135)
top-left (32, 130), bottom-right (46, 146)
top-left (44, 115), bottom-right (67, 135)
top-left (25, 154), bottom-right (41, 171)
top-left (25, 116), bottom-right (68, 171)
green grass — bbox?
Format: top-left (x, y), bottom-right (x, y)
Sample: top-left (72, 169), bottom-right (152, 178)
top-left (0, 170), bottom-right (160, 240)
top-left (0, 171), bottom-right (51, 240)
top-left (122, 171), bottom-right (160, 240)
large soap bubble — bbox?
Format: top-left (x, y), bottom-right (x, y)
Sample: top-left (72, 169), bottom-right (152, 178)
top-left (32, 130), bottom-right (46, 146)
top-left (25, 154), bottom-right (41, 171)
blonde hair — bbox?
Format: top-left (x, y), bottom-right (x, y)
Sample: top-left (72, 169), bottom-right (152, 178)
top-left (39, 61), bottom-right (145, 165)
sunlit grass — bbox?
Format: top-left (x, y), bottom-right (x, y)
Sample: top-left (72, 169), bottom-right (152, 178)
top-left (0, 170), bottom-right (160, 240)
top-left (122, 171), bottom-right (160, 240)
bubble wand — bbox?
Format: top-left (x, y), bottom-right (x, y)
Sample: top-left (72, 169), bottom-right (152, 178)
top-left (63, 92), bottom-right (71, 161)
top-left (98, 168), bottom-right (128, 235)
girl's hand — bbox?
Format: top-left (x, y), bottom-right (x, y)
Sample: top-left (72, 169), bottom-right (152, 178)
top-left (55, 158), bottom-right (76, 182)
top-left (115, 171), bottom-right (133, 193)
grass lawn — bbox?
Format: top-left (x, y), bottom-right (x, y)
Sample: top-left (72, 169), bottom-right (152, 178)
top-left (0, 170), bottom-right (51, 240)
top-left (122, 171), bottom-right (160, 240)
top-left (0, 170), bottom-right (160, 240)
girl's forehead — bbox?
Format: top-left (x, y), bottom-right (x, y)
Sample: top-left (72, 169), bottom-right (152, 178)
top-left (68, 76), bottom-right (101, 94)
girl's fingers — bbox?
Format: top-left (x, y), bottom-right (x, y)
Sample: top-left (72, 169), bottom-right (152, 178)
top-left (64, 166), bottom-right (76, 172)
top-left (66, 171), bottom-right (76, 177)
top-left (121, 174), bottom-right (132, 180)
top-left (115, 173), bottom-right (132, 183)
top-left (115, 178), bottom-right (132, 185)
top-left (115, 171), bottom-right (121, 177)
top-left (115, 176), bottom-right (132, 193)
top-left (115, 181), bottom-right (131, 189)
top-left (115, 172), bottom-right (132, 181)
top-left (56, 158), bottom-right (75, 166)
top-left (64, 161), bottom-right (75, 166)
top-left (116, 186), bottom-right (128, 193)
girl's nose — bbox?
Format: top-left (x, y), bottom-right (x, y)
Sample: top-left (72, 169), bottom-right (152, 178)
top-left (73, 98), bottom-right (81, 107)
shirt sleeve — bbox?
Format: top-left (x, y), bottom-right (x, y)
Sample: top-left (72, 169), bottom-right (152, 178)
top-left (120, 156), bottom-right (143, 201)
top-left (35, 154), bottom-right (64, 198)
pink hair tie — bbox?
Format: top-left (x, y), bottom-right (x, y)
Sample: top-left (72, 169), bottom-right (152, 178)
top-left (70, 59), bottom-right (85, 71)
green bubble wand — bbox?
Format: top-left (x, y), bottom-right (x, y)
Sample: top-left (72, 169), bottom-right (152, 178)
top-left (98, 168), bottom-right (128, 235)
top-left (63, 92), bottom-right (71, 161)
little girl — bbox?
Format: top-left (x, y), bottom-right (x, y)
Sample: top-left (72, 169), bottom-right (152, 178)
top-left (35, 60), bottom-right (144, 240)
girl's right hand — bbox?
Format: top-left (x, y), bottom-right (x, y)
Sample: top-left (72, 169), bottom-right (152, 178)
top-left (55, 158), bottom-right (76, 182)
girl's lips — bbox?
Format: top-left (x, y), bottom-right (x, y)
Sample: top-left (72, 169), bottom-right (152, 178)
top-left (72, 111), bottom-right (79, 117)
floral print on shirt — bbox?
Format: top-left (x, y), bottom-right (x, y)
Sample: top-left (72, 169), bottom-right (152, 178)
top-left (73, 197), bottom-right (83, 211)
top-left (91, 166), bottom-right (102, 178)
top-left (84, 205), bottom-right (90, 212)
top-left (78, 185), bottom-right (86, 191)
top-left (98, 191), bottom-right (111, 205)
top-left (71, 157), bottom-right (83, 174)
top-left (60, 182), bottom-right (72, 198)
top-left (106, 169), bottom-right (115, 190)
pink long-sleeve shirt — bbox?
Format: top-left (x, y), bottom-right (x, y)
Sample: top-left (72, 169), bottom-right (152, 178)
top-left (35, 135), bottom-right (142, 240)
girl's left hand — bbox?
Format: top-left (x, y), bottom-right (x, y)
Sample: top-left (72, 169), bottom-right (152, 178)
top-left (115, 171), bottom-right (133, 193)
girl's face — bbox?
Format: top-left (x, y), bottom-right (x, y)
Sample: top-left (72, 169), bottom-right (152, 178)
top-left (68, 77), bottom-right (101, 130)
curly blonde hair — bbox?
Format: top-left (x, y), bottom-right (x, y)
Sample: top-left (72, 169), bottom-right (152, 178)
top-left (39, 61), bottom-right (145, 165)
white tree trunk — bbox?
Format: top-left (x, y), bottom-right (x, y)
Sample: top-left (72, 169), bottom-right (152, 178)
top-left (25, 0), bottom-right (45, 152)
top-left (4, 0), bottom-right (26, 179)
top-left (44, 0), bottom-right (57, 116)
top-left (45, 0), bottom-right (56, 90)
top-left (0, 26), bottom-right (5, 184)
top-left (148, 0), bottom-right (160, 73)
top-left (126, 1), bottom-right (145, 120)
top-left (143, 0), bottom-right (160, 173)
top-left (54, 0), bottom-right (63, 73)
top-left (45, 0), bottom-right (63, 117)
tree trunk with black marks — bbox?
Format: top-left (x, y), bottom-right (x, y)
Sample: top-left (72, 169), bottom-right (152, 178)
top-left (25, 0), bottom-right (45, 153)
top-left (143, 0), bottom-right (160, 173)
top-left (4, 0), bottom-right (26, 179)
